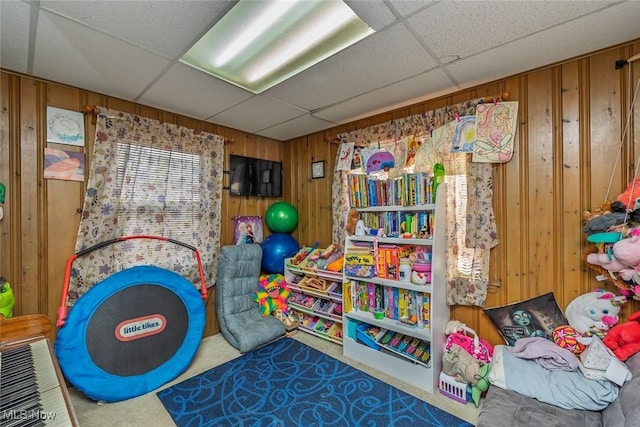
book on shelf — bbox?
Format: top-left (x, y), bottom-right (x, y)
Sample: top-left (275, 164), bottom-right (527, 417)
top-left (349, 281), bottom-right (431, 330)
top-left (374, 329), bottom-right (431, 366)
top-left (347, 172), bottom-right (434, 208)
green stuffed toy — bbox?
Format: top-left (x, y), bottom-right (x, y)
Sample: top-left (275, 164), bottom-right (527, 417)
top-left (0, 277), bottom-right (15, 318)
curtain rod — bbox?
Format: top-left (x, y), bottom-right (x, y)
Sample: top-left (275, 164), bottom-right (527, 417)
top-left (82, 105), bottom-right (234, 143)
top-left (325, 91), bottom-right (512, 144)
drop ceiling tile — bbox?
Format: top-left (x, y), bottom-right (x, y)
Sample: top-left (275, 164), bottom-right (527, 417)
top-left (408, 0), bottom-right (615, 61)
top-left (33, 10), bottom-right (170, 102)
top-left (38, 0), bottom-right (232, 58)
top-left (139, 62), bottom-right (253, 121)
top-left (0, 1), bottom-right (32, 73)
top-left (264, 24), bottom-right (438, 111)
top-left (447, 2), bottom-right (640, 90)
top-left (209, 96), bottom-right (308, 134)
top-left (387, 0), bottom-right (436, 17)
top-left (346, 1), bottom-right (397, 30)
top-left (255, 114), bottom-right (336, 141)
top-left (313, 68), bottom-right (454, 124)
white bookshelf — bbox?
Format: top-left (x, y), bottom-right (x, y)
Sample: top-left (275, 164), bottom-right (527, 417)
top-left (342, 183), bottom-right (449, 393)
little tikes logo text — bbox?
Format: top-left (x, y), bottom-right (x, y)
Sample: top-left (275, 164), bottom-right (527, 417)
top-left (115, 314), bottom-right (166, 342)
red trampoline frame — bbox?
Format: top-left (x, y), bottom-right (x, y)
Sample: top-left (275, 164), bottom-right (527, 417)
top-left (57, 235), bottom-right (208, 327)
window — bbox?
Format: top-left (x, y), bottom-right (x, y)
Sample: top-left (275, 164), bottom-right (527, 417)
top-left (116, 143), bottom-right (201, 243)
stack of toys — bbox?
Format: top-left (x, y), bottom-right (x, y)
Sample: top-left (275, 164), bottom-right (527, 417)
top-left (344, 242), bottom-right (432, 286)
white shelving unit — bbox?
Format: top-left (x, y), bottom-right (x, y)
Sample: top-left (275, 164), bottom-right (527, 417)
top-left (342, 183), bottom-right (448, 394)
top-left (284, 258), bottom-right (344, 345)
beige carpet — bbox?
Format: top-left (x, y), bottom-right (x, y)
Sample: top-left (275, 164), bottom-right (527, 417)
top-left (69, 333), bottom-right (480, 426)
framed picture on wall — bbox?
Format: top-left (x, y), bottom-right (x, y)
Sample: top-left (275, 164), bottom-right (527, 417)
top-left (311, 160), bottom-right (325, 179)
top-left (44, 147), bottom-right (85, 182)
top-left (233, 216), bottom-right (263, 245)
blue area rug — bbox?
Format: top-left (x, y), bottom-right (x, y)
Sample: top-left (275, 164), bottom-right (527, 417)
top-left (157, 338), bottom-right (472, 427)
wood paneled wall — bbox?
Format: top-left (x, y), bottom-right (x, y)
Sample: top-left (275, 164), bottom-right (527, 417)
top-left (0, 73), bottom-right (288, 338)
top-left (285, 39), bottom-right (640, 345)
top-left (2, 38), bottom-right (639, 345)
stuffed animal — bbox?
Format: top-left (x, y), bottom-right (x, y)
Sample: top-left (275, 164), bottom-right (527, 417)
top-left (611, 233), bottom-right (640, 280)
top-left (346, 208), bottom-right (360, 235)
top-left (582, 211), bottom-right (628, 235)
top-left (564, 289), bottom-right (626, 337)
top-left (411, 270), bottom-right (428, 285)
top-left (586, 233), bottom-right (640, 280)
top-left (252, 274), bottom-right (291, 316)
top-left (583, 201), bottom-right (612, 223)
top-left (602, 310), bottom-right (640, 361)
top-left (583, 197), bottom-right (640, 235)
top-left (0, 278), bottom-right (15, 318)
top-left (617, 178), bottom-right (640, 210)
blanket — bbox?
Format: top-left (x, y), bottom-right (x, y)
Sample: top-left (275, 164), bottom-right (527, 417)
top-left (511, 337), bottom-right (578, 371)
top-left (489, 345), bottom-right (619, 410)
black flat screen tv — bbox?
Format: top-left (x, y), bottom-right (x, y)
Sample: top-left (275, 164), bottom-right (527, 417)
top-left (229, 154), bottom-right (283, 197)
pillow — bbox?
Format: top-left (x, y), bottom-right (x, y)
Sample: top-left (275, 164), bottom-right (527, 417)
top-left (489, 345), bottom-right (619, 410)
top-left (483, 292), bottom-right (568, 346)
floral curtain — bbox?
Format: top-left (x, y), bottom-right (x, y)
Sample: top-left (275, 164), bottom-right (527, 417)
top-left (332, 99), bottom-right (499, 306)
top-left (67, 108), bottom-right (224, 305)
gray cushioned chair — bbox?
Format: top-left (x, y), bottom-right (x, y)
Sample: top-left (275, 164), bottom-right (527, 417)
top-left (216, 244), bottom-right (285, 353)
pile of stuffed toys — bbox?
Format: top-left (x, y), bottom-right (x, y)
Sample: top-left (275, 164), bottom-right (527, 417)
top-left (569, 178), bottom-right (640, 360)
top-left (583, 178), bottom-right (640, 301)
top-left (562, 289), bottom-right (640, 362)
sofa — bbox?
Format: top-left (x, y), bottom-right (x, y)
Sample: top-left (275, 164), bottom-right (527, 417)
top-left (477, 350), bottom-right (640, 427)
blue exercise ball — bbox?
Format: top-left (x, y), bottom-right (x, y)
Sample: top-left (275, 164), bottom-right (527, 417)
top-left (265, 202), bottom-right (299, 233)
top-left (261, 233), bottom-right (300, 274)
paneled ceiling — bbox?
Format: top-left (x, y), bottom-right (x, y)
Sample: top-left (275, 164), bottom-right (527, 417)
top-left (2, 1), bottom-right (639, 141)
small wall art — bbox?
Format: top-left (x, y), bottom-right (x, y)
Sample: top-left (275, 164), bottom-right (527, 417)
top-left (311, 160), bottom-right (325, 179)
top-left (336, 142), bottom-right (354, 171)
top-left (233, 216), bottom-right (263, 245)
top-left (46, 106), bottom-right (85, 146)
top-left (44, 148), bottom-right (85, 182)
top-left (472, 101), bottom-right (519, 163)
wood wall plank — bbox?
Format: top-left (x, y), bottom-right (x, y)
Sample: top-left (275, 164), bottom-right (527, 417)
top-left (0, 73), bottom-right (12, 295)
top-left (45, 84), bottom-right (86, 333)
top-left (18, 79), bottom-right (40, 314)
top-left (560, 61), bottom-right (584, 309)
top-left (527, 69), bottom-right (555, 296)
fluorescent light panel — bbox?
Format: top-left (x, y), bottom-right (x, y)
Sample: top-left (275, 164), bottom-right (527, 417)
top-left (180, 0), bottom-right (374, 94)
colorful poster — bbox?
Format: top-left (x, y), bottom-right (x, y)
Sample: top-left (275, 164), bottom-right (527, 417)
top-left (415, 121), bottom-right (464, 174)
top-left (385, 138), bottom-right (407, 179)
top-left (404, 135), bottom-right (422, 167)
top-left (451, 115), bottom-right (476, 153)
top-left (337, 142), bottom-right (355, 171)
top-left (233, 216), bottom-right (263, 245)
top-left (472, 101), bottom-right (518, 163)
top-left (44, 148), bottom-right (85, 182)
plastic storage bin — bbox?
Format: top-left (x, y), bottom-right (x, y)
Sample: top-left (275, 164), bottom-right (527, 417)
top-left (356, 323), bottom-right (381, 350)
top-left (438, 371), bottom-right (468, 404)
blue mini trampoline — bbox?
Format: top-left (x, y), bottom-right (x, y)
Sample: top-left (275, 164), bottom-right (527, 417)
top-left (54, 236), bottom-right (207, 402)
